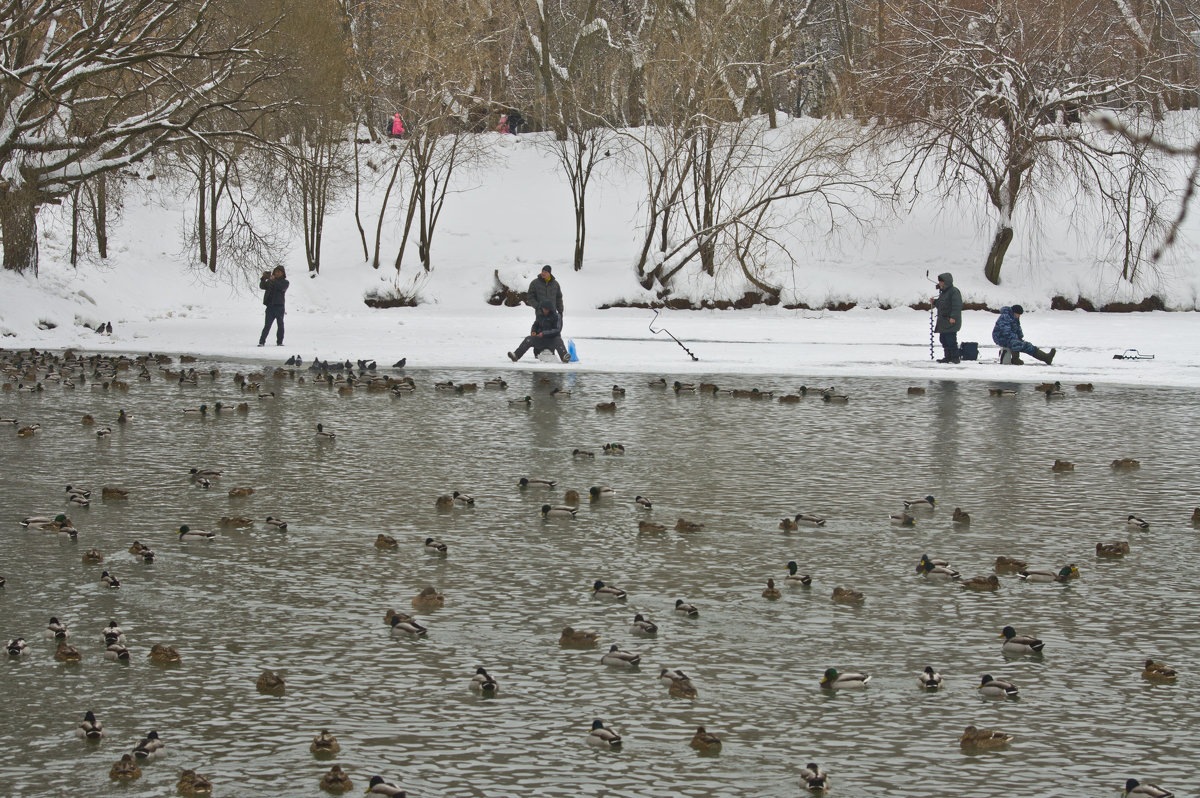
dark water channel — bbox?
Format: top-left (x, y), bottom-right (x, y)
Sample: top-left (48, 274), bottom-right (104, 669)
top-left (1, 359), bottom-right (1198, 796)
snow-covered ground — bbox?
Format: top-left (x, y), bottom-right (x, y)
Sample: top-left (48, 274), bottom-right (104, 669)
top-left (2, 121), bottom-right (1198, 387)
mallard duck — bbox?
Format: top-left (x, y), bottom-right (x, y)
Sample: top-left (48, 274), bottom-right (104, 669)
top-left (519, 477), bottom-right (555, 488)
top-left (131, 730), bottom-right (164, 760)
top-left (177, 525), bottom-right (216, 541)
top-left (633, 495), bottom-right (652, 509)
top-left (66, 485), bottom-right (91, 499)
top-left (1097, 541), bottom-right (1130, 558)
top-left (435, 494), bottom-right (454, 510)
top-left (589, 486), bottom-right (614, 501)
top-left (319, 764), bottom-right (353, 794)
top-left (364, 775), bottom-right (407, 796)
top-left (310, 729), bottom-right (340, 757)
top-left (592, 580), bottom-right (627, 600)
top-left (779, 516), bottom-right (798, 531)
top-left (785, 561), bottom-right (812, 586)
top-left (572, 448), bottom-right (595, 459)
top-left (918, 556), bottom-right (960, 581)
top-left (82, 549), bottom-right (104, 564)
top-left (485, 378), bottom-right (508, 389)
top-left (183, 405), bottom-right (208, 415)
top-left (1075, 383), bottom-right (1094, 392)
top-left (550, 387), bottom-right (571, 398)
top-left (904, 495), bottom-right (936, 512)
top-left (762, 578), bottom-right (782, 599)
top-left (960, 725), bottom-right (1012, 749)
top-left (0, 417), bottom-right (17, 424)
top-left (541, 504), bottom-right (577, 518)
top-left (105, 643), bottom-right (130, 661)
top-left (595, 401), bottom-right (617, 412)
top-left (918, 666), bottom-right (943, 690)
top-left (1122, 779), bottom-right (1173, 798)
top-left (631, 613), bottom-right (658, 636)
top-left (424, 537), bottom-right (448, 555)
top-left (822, 393), bottom-right (849, 404)
top-left (263, 516), bottom-right (287, 531)
top-left (101, 486), bottom-right (129, 499)
top-left (189, 467), bottom-right (221, 479)
top-left (659, 668), bottom-right (689, 685)
top-left (16, 424), bottom-right (41, 437)
top-left (315, 423), bottom-right (336, 439)
top-left (961, 574), bottom-right (1000, 591)
top-left (689, 726), bottom-right (721, 753)
top-left (147, 643), bottom-right (181, 664)
top-left (563, 489), bottom-right (580, 506)
top-left (77, 711), bottom-right (104, 740)
top-left (1018, 565), bottom-right (1076, 583)
top-left (673, 381), bottom-right (696, 393)
top-left (602, 443), bottom-right (625, 455)
top-left (411, 586), bottom-right (445, 609)
top-left (54, 640), bottom-right (82, 661)
top-left (906, 386), bottom-right (926, 395)
top-left (674, 599), bottom-right (699, 618)
top-left (978, 674), bottom-right (1019, 697)
top-left (800, 763), bottom-right (829, 792)
top-left (675, 518), bottom-right (704, 532)
top-left (452, 490), bottom-right (475, 505)
top-left (6, 637), bottom-right (28, 656)
top-left (109, 753), bottom-right (142, 781)
top-left (21, 513), bottom-right (67, 528)
top-left (669, 676), bottom-right (699, 698)
top-left (470, 666), bottom-right (498, 695)
top-left (177, 769), bottom-right (214, 796)
top-left (820, 667), bottom-right (869, 689)
top-left (256, 670), bottom-right (285, 695)
top-left (227, 486), bottom-right (255, 498)
top-left (952, 507), bottom-right (971, 524)
top-left (587, 719), bottom-right (622, 748)
top-left (988, 388), bottom-right (1018, 397)
top-left (507, 395), bottom-right (532, 406)
top-left (99, 571), bottom-right (120, 589)
top-left (1112, 458), bottom-right (1141, 470)
top-left (102, 621), bottom-right (124, 645)
top-left (389, 615), bottom-right (428, 636)
top-left (638, 520), bottom-right (666, 533)
top-left (1000, 625), bottom-right (1045, 654)
top-left (611, 384), bottom-right (626, 396)
top-left (68, 493), bottom-right (90, 507)
top-left (1141, 659), bottom-right (1177, 683)
top-left (994, 556), bottom-right (1027, 573)
top-left (831, 587), bottom-right (864, 604)
top-left (1051, 459), bottom-right (1074, 472)
top-left (890, 512), bottom-right (915, 527)
top-left (1127, 514), bottom-right (1150, 529)
top-left (600, 644), bottom-right (641, 668)
top-left (45, 617), bottom-right (69, 639)
top-left (648, 378), bottom-right (668, 388)
top-left (559, 626), bottom-right (600, 648)
top-left (791, 513), bottom-right (826, 527)
top-left (117, 409), bottom-right (129, 424)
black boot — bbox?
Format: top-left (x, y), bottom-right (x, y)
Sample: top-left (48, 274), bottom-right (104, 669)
top-left (1009, 353), bottom-right (1024, 365)
top-left (1032, 347), bottom-right (1055, 365)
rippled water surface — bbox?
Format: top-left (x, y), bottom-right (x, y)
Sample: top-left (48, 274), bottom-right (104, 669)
top-left (2, 359), bottom-right (1199, 797)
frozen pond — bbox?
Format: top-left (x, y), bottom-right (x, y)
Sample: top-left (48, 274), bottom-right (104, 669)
top-left (1, 355), bottom-right (1198, 797)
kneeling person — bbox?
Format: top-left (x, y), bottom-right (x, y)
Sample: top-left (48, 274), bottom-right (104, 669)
top-left (992, 305), bottom-right (1055, 364)
top-left (509, 302), bottom-right (570, 363)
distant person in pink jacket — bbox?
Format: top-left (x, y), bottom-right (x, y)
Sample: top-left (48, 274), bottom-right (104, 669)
top-left (390, 113), bottom-right (405, 137)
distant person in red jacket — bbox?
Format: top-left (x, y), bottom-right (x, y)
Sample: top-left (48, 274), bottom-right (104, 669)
top-left (390, 112), bottom-right (405, 138)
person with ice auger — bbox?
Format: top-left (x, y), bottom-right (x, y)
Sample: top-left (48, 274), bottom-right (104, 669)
top-left (992, 305), bottom-right (1056, 364)
top-left (508, 302), bottom-right (570, 363)
top-left (931, 272), bottom-right (962, 363)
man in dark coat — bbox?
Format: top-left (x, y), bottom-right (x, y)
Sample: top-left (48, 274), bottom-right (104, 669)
top-left (931, 272), bottom-right (962, 363)
top-left (258, 266), bottom-right (289, 347)
top-left (508, 301), bottom-right (570, 363)
top-left (527, 265), bottom-right (563, 316)
top-left (992, 305), bottom-right (1055, 364)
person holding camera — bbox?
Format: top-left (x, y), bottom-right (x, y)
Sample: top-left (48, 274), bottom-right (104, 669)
top-left (258, 266), bottom-right (289, 347)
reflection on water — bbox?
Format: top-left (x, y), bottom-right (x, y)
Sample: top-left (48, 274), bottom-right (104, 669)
top-left (2, 361), bottom-right (1199, 797)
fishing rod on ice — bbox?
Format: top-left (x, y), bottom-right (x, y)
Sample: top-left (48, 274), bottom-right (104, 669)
top-left (649, 309), bottom-right (699, 361)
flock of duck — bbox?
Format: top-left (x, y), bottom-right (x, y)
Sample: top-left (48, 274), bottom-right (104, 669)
top-left (0, 346), bottom-right (1191, 796)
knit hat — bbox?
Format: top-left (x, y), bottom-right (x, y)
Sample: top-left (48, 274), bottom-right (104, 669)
top-left (1012, 304), bottom-right (1023, 315)
top-left (541, 265), bottom-right (552, 275)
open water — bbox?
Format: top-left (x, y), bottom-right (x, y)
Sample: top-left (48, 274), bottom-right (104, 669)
top-left (1, 359), bottom-right (1197, 797)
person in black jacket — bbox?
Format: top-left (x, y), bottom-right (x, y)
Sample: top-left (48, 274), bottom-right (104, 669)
top-left (508, 301), bottom-right (569, 362)
top-left (258, 266), bottom-right (289, 347)
top-left (931, 272), bottom-right (962, 363)
top-left (527, 265), bottom-right (563, 317)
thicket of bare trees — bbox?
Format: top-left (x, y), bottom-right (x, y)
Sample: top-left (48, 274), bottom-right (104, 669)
top-left (2, 0), bottom-right (1196, 288)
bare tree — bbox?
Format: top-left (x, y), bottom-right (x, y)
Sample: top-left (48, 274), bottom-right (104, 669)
top-left (871, 0), bottom-right (1190, 284)
top-left (0, 0), bottom-right (281, 274)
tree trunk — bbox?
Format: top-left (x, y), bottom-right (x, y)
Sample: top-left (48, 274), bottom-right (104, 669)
top-left (353, 134), bottom-right (369, 261)
top-left (373, 159), bottom-right (401, 269)
top-left (0, 188), bottom-right (40, 275)
top-left (70, 187), bottom-right (80, 267)
top-left (197, 152), bottom-right (208, 266)
top-left (983, 225), bottom-right (1012, 285)
top-left (92, 173), bottom-right (108, 259)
